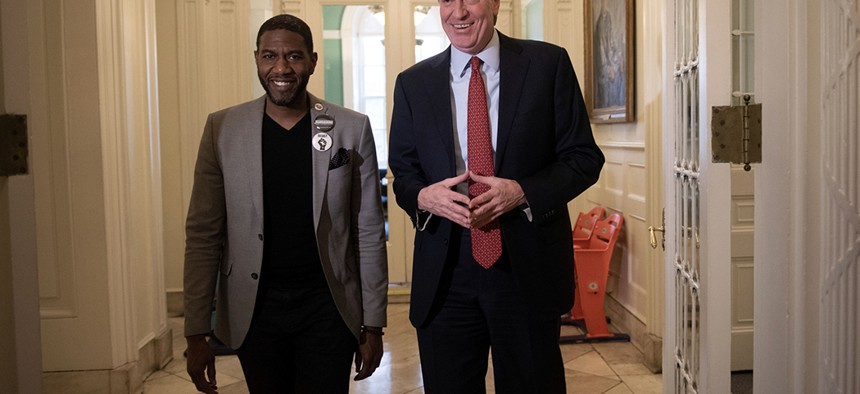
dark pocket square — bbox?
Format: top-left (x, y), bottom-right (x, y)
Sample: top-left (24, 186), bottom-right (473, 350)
top-left (328, 148), bottom-right (350, 170)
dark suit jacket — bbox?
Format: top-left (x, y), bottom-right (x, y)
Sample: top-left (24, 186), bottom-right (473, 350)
top-left (388, 32), bottom-right (604, 327)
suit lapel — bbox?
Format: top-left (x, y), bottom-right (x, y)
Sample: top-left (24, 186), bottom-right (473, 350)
top-left (496, 34), bottom-right (529, 173)
top-left (424, 50), bottom-right (458, 174)
top-left (244, 97), bottom-right (267, 221)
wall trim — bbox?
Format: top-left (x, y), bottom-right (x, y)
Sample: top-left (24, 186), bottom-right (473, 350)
top-left (42, 326), bottom-right (172, 394)
top-left (604, 296), bottom-right (661, 372)
top-left (166, 289), bottom-right (184, 318)
top-left (600, 141), bottom-right (646, 149)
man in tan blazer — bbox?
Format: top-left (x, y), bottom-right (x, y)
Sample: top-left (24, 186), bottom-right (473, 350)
top-left (183, 14), bottom-right (388, 393)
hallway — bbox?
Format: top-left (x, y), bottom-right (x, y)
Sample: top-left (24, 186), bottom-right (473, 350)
top-left (142, 302), bottom-right (662, 394)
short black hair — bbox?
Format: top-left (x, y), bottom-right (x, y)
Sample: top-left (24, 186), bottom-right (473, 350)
top-left (256, 14), bottom-right (314, 53)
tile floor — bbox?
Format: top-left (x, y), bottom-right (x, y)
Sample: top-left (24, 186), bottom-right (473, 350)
top-left (145, 302), bottom-right (663, 393)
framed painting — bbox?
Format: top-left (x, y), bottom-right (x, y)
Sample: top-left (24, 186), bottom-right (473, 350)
top-left (584, 0), bottom-right (635, 123)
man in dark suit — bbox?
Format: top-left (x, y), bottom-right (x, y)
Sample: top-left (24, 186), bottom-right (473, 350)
top-left (388, 0), bottom-right (604, 392)
top-left (184, 14), bottom-right (388, 393)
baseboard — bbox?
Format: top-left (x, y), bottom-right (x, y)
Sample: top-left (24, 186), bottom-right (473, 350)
top-left (42, 326), bottom-right (173, 393)
top-left (166, 289), bottom-right (184, 317)
top-left (388, 282), bottom-right (411, 304)
top-left (604, 296), bottom-right (663, 373)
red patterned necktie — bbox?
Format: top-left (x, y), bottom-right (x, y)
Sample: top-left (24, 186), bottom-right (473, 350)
top-left (467, 56), bottom-right (502, 269)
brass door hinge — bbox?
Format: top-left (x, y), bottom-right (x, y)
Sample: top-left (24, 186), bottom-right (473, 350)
top-left (0, 114), bottom-right (28, 176)
top-left (712, 95), bottom-right (761, 171)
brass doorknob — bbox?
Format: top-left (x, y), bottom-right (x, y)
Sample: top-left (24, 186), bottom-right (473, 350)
top-left (648, 225), bottom-right (665, 250)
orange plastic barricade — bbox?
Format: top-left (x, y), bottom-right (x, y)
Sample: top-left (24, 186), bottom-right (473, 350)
top-left (569, 207), bottom-right (605, 320)
top-left (572, 207), bottom-right (606, 249)
top-left (561, 213), bottom-right (630, 343)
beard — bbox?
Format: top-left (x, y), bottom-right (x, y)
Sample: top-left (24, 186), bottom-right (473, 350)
top-left (260, 75), bottom-right (309, 107)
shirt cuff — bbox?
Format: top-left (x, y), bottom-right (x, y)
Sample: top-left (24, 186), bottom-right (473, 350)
top-left (520, 203), bottom-right (533, 222)
top-left (415, 210), bottom-right (433, 231)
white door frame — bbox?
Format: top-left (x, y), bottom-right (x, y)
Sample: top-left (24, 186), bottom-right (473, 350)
top-left (754, 0), bottom-right (822, 392)
top-left (0, 0), bottom-right (44, 390)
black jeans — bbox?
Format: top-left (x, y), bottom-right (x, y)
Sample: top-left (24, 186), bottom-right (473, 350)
top-left (236, 286), bottom-right (356, 393)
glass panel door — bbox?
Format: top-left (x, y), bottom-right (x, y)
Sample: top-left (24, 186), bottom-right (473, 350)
top-left (672, 0), bottom-right (701, 392)
top-left (414, 5), bottom-right (448, 63)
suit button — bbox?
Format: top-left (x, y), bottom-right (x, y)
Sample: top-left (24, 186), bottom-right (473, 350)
top-left (443, 238), bottom-right (448, 245)
top-left (251, 273), bottom-right (258, 280)
top-left (258, 234), bottom-right (263, 240)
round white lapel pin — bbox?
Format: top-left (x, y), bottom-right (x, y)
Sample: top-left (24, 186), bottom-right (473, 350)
top-left (313, 132), bottom-right (333, 152)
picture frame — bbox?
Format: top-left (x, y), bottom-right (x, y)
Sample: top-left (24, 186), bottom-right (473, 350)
top-left (584, 0), bottom-right (635, 123)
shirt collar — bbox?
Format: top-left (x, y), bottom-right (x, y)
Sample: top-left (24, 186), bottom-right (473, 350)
top-left (451, 30), bottom-right (501, 78)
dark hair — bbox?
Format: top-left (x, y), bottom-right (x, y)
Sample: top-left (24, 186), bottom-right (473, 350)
top-left (256, 14), bottom-right (314, 53)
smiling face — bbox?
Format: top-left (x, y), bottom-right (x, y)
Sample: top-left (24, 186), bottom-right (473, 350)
top-left (439, 0), bottom-right (500, 55)
top-left (254, 29), bottom-right (318, 109)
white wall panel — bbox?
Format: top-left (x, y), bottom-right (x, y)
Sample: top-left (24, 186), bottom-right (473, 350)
top-left (31, 0), bottom-right (169, 378)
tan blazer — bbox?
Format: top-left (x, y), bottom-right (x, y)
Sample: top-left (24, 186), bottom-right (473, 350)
top-left (184, 94), bottom-right (388, 348)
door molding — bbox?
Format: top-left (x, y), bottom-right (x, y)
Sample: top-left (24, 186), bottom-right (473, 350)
top-left (753, 0), bottom-right (812, 392)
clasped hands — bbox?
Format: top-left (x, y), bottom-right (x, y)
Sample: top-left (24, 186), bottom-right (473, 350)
top-left (417, 171), bottom-right (526, 229)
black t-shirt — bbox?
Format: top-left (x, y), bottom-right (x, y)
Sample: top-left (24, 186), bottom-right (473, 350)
top-left (260, 112), bottom-right (328, 290)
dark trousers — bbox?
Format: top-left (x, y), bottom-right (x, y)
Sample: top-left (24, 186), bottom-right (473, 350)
top-left (236, 286), bottom-right (356, 393)
top-left (417, 230), bottom-right (566, 394)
